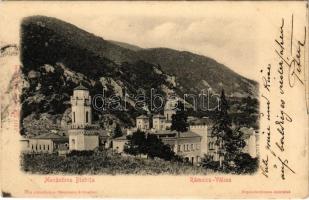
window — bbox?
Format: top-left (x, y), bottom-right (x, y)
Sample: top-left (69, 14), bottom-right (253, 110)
top-left (191, 144), bottom-right (194, 150)
top-left (183, 144), bottom-right (186, 151)
top-left (86, 111), bottom-right (89, 123)
top-left (73, 112), bottom-right (75, 123)
top-left (43, 145), bottom-right (45, 150)
top-left (31, 145), bottom-right (33, 150)
top-left (39, 145), bottom-right (41, 150)
top-left (178, 145), bottom-right (181, 151)
top-left (47, 145), bottom-right (49, 150)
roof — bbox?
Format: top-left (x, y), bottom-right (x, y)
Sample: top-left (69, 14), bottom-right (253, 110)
top-left (113, 135), bottom-right (128, 141)
top-left (179, 131), bottom-right (201, 138)
top-left (153, 114), bottom-right (165, 119)
top-left (74, 84), bottom-right (88, 91)
top-left (136, 115), bottom-right (149, 119)
top-left (154, 130), bottom-right (201, 138)
top-left (31, 133), bottom-right (68, 140)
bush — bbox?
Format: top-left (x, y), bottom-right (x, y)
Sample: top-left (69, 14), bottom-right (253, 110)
top-left (201, 156), bottom-right (220, 171)
top-left (68, 150), bottom-right (94, 157)
top-left (20, 152), bottom-right (210, 175)
top-left (124, 130), bottom-right (181, 161)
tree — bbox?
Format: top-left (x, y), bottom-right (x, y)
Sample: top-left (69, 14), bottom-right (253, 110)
top-left (113, 123), bottom-right (123, 138)
top-left (210, 89), bottom-right (246, 169)
top-left (124, 130), bottom-right (147, 155)
top-left (170, 101), bottom-right (189, 133)
top-left (124, 130), bottom-right (181, 161)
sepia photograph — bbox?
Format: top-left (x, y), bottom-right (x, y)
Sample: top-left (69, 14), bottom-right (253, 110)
top-left (0, 2), bottom-right (308, 198)
top-left (17, 14), bottom-right (259, 175)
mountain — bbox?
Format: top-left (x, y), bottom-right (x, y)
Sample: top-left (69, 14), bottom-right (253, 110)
top-left (19, 15), bottom-right (258, 135)
top-left (109, 40), bottom-right (143, 52)
top-left (137, 48), bottom-right (257, 97)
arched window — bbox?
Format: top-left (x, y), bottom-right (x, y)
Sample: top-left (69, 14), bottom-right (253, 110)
top-left (86, 111), bottom-right (89, 123)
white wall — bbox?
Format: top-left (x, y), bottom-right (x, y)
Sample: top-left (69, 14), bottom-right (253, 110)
top-left (190, 125), bottom-right (208, 156)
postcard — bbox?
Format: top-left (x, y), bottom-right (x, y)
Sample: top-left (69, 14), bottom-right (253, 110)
top-left (0, 1), bottom-right (308, 198)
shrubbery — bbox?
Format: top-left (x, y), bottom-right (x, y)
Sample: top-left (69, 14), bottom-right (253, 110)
top-left (124, 130), bottom-right (182, 162)
top-left (20, 151), bottom-right (210, 175)
top-left (68, 150), bottom-right (94, 157)
top-left (201, 153), bottom-right (258, 174)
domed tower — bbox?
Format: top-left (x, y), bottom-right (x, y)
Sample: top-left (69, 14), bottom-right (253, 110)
top-left (69, 84), bottom-right (99, 151)
top-left (71, 84), bottom-right (92, 129)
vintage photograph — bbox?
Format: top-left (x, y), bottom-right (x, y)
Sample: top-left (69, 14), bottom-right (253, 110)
top-left (17, 15), bottom-right (259, 175)
top-left (0, 2), bottom-right (308, 198)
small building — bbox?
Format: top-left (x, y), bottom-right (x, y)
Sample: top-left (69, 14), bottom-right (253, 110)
top-left (158, 130), bottom-right (202, 164)
top-left (112, 130), bottom-right (202, 164)
top-left (152, 114), bottom-right (165, 131)
top-left (207, 127), bottom-right (258, 162)
top-left (21, 133), bottom-right (69, 154)
top-left (136, 115), bottom-right (149, 131)
top-left (112, 135), bottom-right (128, 153)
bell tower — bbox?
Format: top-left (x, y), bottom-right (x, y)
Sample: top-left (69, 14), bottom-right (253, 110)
top-left (69, 84), bottom-right (99, 151)
top-left (71, 84), bottom-right (92, 128)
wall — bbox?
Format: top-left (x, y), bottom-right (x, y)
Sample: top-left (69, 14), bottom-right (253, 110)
top-left (84, 135), bottom-right (99, 150)
top-left (113, 140), bottom-right (127, 153)
top-left (136, 118), bottom-right (149, 130)
top-left (190, 125), bottom-right (208, 156)
top-left (69, 130), bottom-right (85, 150)
top-left (28, 139), bottom-right (54, 153)
top-left (153, 118), bottom-right (165, 130)
top-left (176, 136), bottom-right (202, 164)
top-left (20, 140), bottom-right (30, 152)
top-left (161, 136), bottom-right (202, 164)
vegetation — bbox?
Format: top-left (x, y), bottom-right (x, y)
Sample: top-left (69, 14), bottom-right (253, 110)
top-left (203, 89), bottom-right (258, 173)
top-left (170, 101), bottom-right (189, 133)
top-left (21, 151), bottom-right (210, 175)
top-left (124, 130), bottom-right (181, 161)
top-left (113, 123), bottom-right (123, 138)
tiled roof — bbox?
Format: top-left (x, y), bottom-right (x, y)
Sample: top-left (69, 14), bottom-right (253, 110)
top-left (32, 133), bottom-right (68, 140)
top-left (74, 84), bottom-right (88, 91)
top-left (154, 130), bottom-right (201, 138)
top-left (153, 114), bottom-right (165, 119)
top-left (136, 115), bottom-right (149, 119)
top-left (113, 135), bottom-right (128, 141)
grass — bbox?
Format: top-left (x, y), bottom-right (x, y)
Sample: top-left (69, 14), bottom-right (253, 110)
top-left (21, 150), bottom-right (212, 175)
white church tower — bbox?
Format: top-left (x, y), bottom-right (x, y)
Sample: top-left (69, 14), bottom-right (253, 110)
top-left (71, 84), bottom-right (92, 128)
top-left (69, 84), bottom-right (99, 151)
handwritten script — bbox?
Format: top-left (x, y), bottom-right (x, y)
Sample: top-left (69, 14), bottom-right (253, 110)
top-left (260, 14), bottom-right (306, 180)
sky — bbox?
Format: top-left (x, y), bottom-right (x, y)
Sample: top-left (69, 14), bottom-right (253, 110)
top-left (0, 2), bottom-right (306, 81)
